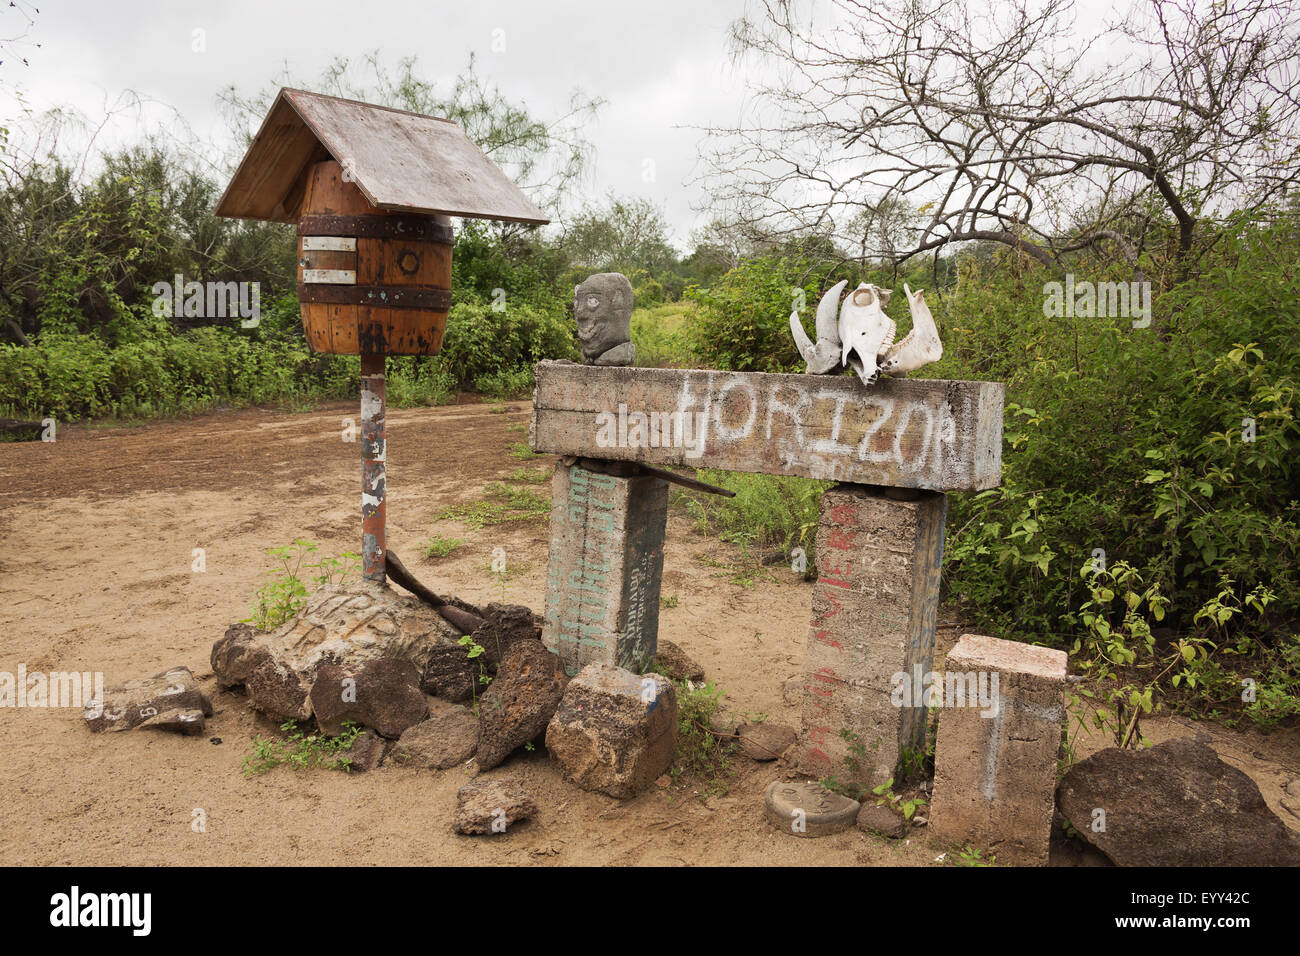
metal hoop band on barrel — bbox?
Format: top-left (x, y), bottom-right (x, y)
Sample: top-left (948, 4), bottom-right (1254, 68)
top-left (296, 215), bottom-right (454, 244)
top-left (295, 284), bottom-right (453, 310)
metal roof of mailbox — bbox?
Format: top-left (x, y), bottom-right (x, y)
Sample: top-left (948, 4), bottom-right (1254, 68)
top-left (215, 88), bottom-right (550, 226)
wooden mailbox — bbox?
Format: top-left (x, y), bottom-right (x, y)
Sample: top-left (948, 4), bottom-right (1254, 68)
top-left (216, 88), bottom-right (548, 583)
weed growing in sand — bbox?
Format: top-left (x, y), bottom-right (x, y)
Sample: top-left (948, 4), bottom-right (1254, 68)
top-left (242, 719), bottom-right (364, 776)
top-left (822, 727), bottom-right (880, 802)
top-left (421, 535), bottom-right (464, 559)
top-left (871, 777), bottom-right (927, 823)
top-left (668, 676), bottom-right (733, 798)
top-left (507, 422), bottom-right (528, 433)
top-left (504, 466), bottom-right (548, 484)
top-left (458, 634), bottom-right (494, 711)
top-left (244, 540), bottom-right (361, 631)
top-left (507, 441), bottom-right (541, 460)
top-left (954, 844), bottom-right (996, 867)
top-left (437, 483), bottom-right (549, 528)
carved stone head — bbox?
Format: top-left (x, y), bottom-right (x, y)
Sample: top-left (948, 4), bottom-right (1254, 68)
top-left (574, 272), bottom-right (634, 365)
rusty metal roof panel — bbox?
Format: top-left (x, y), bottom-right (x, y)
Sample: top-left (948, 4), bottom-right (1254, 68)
top-left (215, 88), bottom-right (550, 225)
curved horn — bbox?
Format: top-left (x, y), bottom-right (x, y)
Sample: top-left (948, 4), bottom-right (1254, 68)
top-left (815, 279), bottom-right (847, 345)
top-left (789, 310), bottom-right (814, 358)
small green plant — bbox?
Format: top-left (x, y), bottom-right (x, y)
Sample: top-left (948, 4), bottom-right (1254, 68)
top-left (507, 441), bottom-right (540, 460)
top-left (670, 678), bottom-right (732, 797)
top-left (871, 777), bottom-right (927, 822)
top-left (897, 735), bottom-right (934, 785)
top-left (955, 844), bottom-right (996, 866)
top-left (421, 535), bottom-right (464, 559)
top-left (458, 633), bottom-right (496, 709)
top-left (822, 727), bottom-right (881, 801)
top-left (660, 594), bottom-right (679, 609)
top-left (242, 719), bottom-right (364, 776)
top-left (243, 540), bottom-right (360, 631)
top-left (506, 422), bottom-right (528, 433)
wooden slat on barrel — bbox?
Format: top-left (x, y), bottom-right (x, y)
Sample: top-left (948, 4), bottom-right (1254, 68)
top-left (295, 160), bottom-right (451, 357)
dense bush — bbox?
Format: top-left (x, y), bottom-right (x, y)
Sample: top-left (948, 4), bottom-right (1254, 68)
top-left (937, 219), bottom-right (1299, 726)
top-left (684, 257), bottom-right (821, 372)
top-left (664, 215), bottom-right (1300, 728)
top-left (436, 300), bottom-right (577, 391)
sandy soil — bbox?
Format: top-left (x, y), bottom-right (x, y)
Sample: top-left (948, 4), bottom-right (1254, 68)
top-left (1, 399), bottom-right (1296, 866)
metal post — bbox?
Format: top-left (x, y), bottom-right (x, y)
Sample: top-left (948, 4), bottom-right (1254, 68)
top-left (360, 351), bottom-right (386, 583)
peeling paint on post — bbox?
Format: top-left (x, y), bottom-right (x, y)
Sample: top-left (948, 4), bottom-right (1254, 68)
top-left (361, 352), bottom-right (386, 583)
top-left (542, 462), bottom-right (668, 676)
top-left (799, 485), bottom-right (947, 790)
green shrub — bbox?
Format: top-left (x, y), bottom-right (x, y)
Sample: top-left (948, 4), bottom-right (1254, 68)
top-left (940, 217), bottom-right (1299, 728)
top-left (473, 366), bottom-right (534, 399)
top-left (630, 303), bottom-right (698, 368)
top-left (684, 257), bottom-right (849, 372)
top-left (437, 300), bottom-right (577, 392)
top-left (387, 356), bottom-right (456, 407)
top-left (674, 470), bottom-right (828, 574)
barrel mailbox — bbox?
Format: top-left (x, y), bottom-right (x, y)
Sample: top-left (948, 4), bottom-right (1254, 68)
top-left (216, 88), bottom-right (549, 585)
top-left (296, 160), bottom-right (454, 356)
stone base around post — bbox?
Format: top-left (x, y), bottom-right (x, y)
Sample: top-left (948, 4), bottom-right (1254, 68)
top-left (542, 461), bottom-right (668, 676)
top-left (798, 484), bottom-right (947, 791)
top-left (929, 633), bottom-right (1067, 866)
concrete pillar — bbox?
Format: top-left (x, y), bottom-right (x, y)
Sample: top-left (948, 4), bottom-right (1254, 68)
top-left (798, 485), bottom-right (947, 791)
top-left (929, 633), bottom-right (1067, 866)
top-left (542, 461), bottom-right (668, 676)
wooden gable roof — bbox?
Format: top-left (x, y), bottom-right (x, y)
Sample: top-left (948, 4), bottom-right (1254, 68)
top-left (215, 88), bottom-right (550, 226)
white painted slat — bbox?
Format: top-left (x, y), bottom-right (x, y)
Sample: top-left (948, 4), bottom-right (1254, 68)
top-left (301, 269), bottom-right (356, 285)
top-left (301, 236), bottom-right (357, 252)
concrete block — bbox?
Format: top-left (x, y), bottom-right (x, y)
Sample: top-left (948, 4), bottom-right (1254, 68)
top-left (542, 462), bottom-right (667, 676)
top-left (798, 485), bottom-right (946, 790)
top-left (929, 633), bottom-right (1067, 866)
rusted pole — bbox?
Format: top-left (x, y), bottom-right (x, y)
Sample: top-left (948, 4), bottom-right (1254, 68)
top-left (360, 351), bottom-right (386, 583)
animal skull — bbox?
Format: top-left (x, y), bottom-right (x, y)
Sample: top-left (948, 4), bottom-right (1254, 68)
top-left (879, 283), bottom-right (943, 375)
top-left (838, 284), bottom-right (896, 386)
top-left (789, 279), bottom-right (848, 375)
top-left (788, 281), bottom-right (943, 384)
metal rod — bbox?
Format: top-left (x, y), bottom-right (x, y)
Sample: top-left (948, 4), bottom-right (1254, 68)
top-left (360, 351), bottom-right (386, 583)
top-left (570, 456), bottom-right (736, 498)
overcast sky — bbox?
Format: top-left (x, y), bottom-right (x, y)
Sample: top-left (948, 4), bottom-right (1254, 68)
top-left (1, 0), bottom-right (1133, 250)
top-left (0, 0), bottom-right (771, 249)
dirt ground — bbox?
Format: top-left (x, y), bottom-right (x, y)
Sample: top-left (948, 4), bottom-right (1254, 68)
top-left (1, 399), bottom-right (1297, 866)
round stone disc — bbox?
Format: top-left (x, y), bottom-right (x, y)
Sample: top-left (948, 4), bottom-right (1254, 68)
top-left (764, 780), bottom-right (860, 838)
